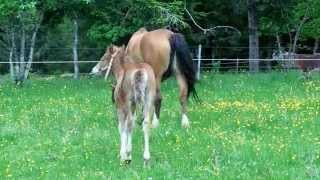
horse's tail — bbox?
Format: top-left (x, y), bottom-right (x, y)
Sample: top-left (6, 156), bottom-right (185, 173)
top-left (133, 70), bottom-right (148, 104)
top-left (169, 33), bottom-right (200, 102)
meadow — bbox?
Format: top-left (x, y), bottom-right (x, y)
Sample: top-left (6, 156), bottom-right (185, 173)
top-left (1, 71), bottom-right (320, 179)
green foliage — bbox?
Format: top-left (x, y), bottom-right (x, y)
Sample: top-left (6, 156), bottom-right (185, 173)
top-left (259, 0), bottom-right (296, 36)
top-left (294, 0), bottom-right (320, 39)
top-left (86, 0), bottom-right (187, 45)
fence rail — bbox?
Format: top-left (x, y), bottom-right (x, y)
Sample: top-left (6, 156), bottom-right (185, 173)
top-left (1, 58), bottom-right (319, 78)
top-left (1, 58), bottom-right (320, 64)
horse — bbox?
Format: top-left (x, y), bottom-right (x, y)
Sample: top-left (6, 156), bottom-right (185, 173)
top-left (125, 28), bottom-right (199, 128)
top-left (91, 45), bottom-right (157, 165)
top-left (272, 50), bottom-right (320, 78)
top-left (295, 54), bottom-right (320, 78)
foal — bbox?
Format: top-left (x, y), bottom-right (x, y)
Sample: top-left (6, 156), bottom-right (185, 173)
top-left (92, 45), bottom-right (156, 165)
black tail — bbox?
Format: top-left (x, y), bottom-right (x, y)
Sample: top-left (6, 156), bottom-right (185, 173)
top-left (168, 33), bottom-right (200, 102)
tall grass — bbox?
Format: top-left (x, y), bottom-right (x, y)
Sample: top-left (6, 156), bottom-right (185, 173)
top-left (0, 71), bottom-right (320, 179)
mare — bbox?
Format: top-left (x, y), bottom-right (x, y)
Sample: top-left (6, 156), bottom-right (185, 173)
top-left (125, 28), bottom-right (199, 128)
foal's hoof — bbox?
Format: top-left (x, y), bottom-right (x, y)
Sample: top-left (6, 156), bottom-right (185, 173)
top-left (124, 160), bottom-right (131, 164)
top-left (120, 159), bottom-right (131, 165)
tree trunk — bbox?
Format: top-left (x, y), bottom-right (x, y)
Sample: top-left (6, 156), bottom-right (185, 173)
top-left (73, 19), bottom-right (79, 79)
top-left (18, 26), bottom-right (26, 81)
top-left (247, 0), bottom-right (259, 72)
top-left (292, 8), bottom-right (309, 54)
top-left (313, 38), bottom-right (319, 54)
top-left (288, 31), bottom-right (293, 54)
top-left (276, 33), bottom-right (282, 52)
top-left (9, 31), bottom-right (15, 81)
top-left (14, 32), bottom-right (19, 83)
top-left (24, 22), bottom-right (41, 80)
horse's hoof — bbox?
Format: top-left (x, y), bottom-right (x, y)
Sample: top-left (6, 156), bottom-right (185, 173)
top-left (125, 160), bottom-right (131, 164)
top-left (152, 115), bottom-right (159, 128)
top-left (120, 159), bottom-right (131, 165)
top-left (182, 122), bottom-right (190, 128)
top-left (181, 114), bottom-right (190, 128)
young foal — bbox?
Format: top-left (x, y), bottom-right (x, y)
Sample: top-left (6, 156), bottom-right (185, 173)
top-left (91, 45), bottom-right (156, 165)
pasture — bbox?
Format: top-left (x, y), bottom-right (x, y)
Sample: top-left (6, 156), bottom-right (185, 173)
top-left (1, 71), bottom-right (320, 179)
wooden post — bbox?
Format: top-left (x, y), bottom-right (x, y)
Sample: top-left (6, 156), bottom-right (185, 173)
top-left (236, 58), bottom-right (239, 73)
top-left (247, 0), bottom-right (259, 72)
top-left (9, 31), bottom-right (15, 81)
top-left (73, 18), bottom-right (79, 79)
top-left (314, 38), bottom-right (319, 54)
top-left (197, 44), bottom-right (202, 80)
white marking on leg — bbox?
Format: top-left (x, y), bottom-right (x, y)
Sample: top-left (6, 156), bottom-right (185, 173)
top-left (120, 129), bottom-right (127, 161)
top-left (152, 112), bottom-right (159, 128)
top-left (143, 121), bottom-right (151, 162)
top-left (181, 113), bottom-right (190, 128)
top-left (126, 131), bottom-right (132, 160)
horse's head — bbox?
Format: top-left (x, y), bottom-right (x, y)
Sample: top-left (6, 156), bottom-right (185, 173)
top-left (90, 45), bottom-right (121, 76)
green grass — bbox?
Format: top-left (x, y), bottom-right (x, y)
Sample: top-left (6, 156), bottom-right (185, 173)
top-left (1, 71), bottom-right (320, 179)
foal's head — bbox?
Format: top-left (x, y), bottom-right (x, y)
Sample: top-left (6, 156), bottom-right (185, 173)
top-left (90, 45), bottom-right (120, 75)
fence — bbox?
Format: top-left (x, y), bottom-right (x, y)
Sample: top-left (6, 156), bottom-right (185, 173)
top-left (0, 47), bottom-right (319, 78)
top-left (0, 58), bottom-right (317, 75)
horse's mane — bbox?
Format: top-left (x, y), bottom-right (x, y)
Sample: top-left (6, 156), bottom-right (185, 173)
top-left (136, 27), bottom-right (147, 34)
top-left (115, 47), bottom-right (127, 64)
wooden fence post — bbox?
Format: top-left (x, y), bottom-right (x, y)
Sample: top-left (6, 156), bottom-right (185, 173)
top-left (236, 58), bottom-right (239, 73)
top-left (197, 44), bottom-right (202, 80)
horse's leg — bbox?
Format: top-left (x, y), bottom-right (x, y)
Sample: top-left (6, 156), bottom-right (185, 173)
top-left (152, 78), bottom-right (161, 128)
top-left (118, 107), bottom-right (130, 162)
top-left (126, 107), bottom-right (135, 163)
top-left (176, 73), bottom-right (190, 128)
top-left (126, 113), bottom-right (135, 163)
top-left (143, 103), bottom-right (153, 166)
top-left (118, 112), bottom-right (128, 162)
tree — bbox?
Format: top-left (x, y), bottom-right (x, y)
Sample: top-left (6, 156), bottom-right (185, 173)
top-left (87, 0), bottom-right (187, 46)
top-left (247, 0), bottom-right (259, 72)
top-left (0, 0), bottom-right (43, 83)
top-left (295, 0), bottom-right (320, 54)
top-left (259, 0), bottom-right (294, 52)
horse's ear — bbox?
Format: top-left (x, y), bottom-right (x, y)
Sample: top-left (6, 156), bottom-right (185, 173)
top-left (106, 44), bottom-right (113, 52)
top-left (108, 45), bottom-right (115, 54)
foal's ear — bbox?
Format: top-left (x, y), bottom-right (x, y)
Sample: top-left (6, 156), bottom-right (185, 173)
top-left (106, 44), bottom-right (113, 52)
top-left (108, 45), bottom-right (116, 54)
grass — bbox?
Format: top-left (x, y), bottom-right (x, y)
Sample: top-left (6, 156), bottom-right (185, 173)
top-left (0, 71), bottom-right (320, 179)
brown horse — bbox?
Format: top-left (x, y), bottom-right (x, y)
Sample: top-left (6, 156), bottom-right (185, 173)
top-left (295, 54), bottom-right (320, 78)
top-left (125, 28), bottom-right (198, 128)
top-left (92, 45), bottom-right (157, 165)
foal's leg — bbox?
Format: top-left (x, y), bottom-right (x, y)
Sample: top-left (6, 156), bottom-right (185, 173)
top-left (118, 119), bottom-right (127, 162)
top-left (118, 109), bottom-right (130, 163)
top-left (176, 73), bottom-right (190, 128)
top-left (126, 110), bottom-right (135, 162)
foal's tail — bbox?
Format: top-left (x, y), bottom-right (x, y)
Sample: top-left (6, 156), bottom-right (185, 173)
top-left (169, 33), bottom-right (200, 102)
top-left (133, 70), bottom-right (148, 104)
